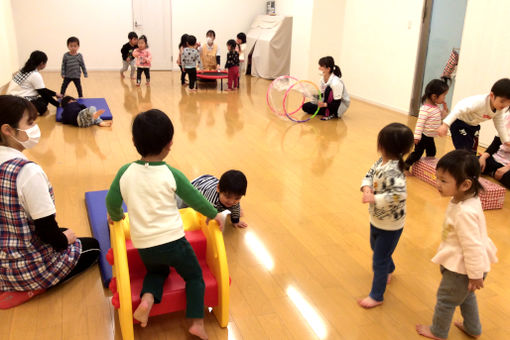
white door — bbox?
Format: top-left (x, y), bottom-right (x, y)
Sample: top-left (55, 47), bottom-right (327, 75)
top-left (132, 0), bottom-right (172, 70)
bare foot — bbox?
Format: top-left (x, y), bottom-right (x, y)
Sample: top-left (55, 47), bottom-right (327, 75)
top-left (454, 321), bottom-right (480, 338)
top-left (146, 82), bottom-right (150, 87)
top-left (357, 296), bottom-right (383, 309)
top-left (99, 121), bottom-right (113, 127)
top-left (415, 324), bottom-right (445, 340)
top-left (130, 77), bottom-right (136, 80)
top-left (120, 72), bottom-right (125, 79)
top-left (387, 273), bottom-right (392, 284)
top-left (225, 88), bottom-right (233, 91)
top-left (133, 293), bottom-right (154, 327)
top-left (189, 319), bottom-right (208, 339)
top-left (93, 109), bottom-right (106, 120)
top-left (404, 169), bottom-right (412, 176)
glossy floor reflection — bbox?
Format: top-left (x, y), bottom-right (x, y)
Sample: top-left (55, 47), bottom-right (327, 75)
top-left (1, 71), bottom-right (509, 340)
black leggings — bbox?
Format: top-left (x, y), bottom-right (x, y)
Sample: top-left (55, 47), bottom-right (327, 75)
top-left (186, 68), bottom-right (197, 89)
top-left (482, 156), bottom-right (510, 189)
top-left (405, 135), bottom-right (436, 168)
top-left (302, 86), bottom-right (341, 117)
top-left (179, 65), bottom-right (187, 85)
top-left (60, 78), bottom-right (83, 97)
top-left (30, 95), bottom-right (59, 115)
top-left (137, 68), bottom-right (150, 83)
top-left (59, 237), bottom-right (100, 284)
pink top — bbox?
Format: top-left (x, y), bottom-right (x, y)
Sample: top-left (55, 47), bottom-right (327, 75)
top-left (414, 104), bottom-right (445, 139)
top-left (432, 196), bottom-right (497, 279)
top-left (133, 48), bottom-right (152, 68)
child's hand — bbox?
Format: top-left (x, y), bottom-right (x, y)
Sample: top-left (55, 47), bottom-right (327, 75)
top-left (442, 102), bottom-right (449, 113)
top-left (208, 214), bottom-right (224, 231)
top-left (414, 138), bottom-right (420, 145)
top-left (362, 192), bottom-right (375, 204)
top-left (504, 142), bottom-right (510, 147)
top-left (318, 102), bottom-right (328, 108)
top-left (56, 93), bottom-right (63, 99)
top-left (437, 123), bottom-right (449, 137)
top-left (468, 278), bottom-right (484, 291)
top-left (233, 221), bottom-right (248, 228)
top-left (63, 229), bottom-right (77, 244)
top-left (495, 165), bottom-right (510, 180)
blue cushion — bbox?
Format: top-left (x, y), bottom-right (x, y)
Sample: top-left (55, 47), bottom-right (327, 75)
top-left (57, 98), bottom-right (113, 122)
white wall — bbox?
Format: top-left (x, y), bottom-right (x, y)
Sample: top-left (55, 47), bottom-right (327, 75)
top-left (171, 0), bottom-right (266, 71)
top-left (11, 0), bottom-right (133, 71)
top-left (0, 0), bottom-right (19, 85)
top-left (452, 0), bottom-right (510, 147)
top-left (339, 0), bottom-right (423, 114)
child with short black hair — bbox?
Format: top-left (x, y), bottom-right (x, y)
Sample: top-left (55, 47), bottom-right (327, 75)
top-left (106, 109), bottom-right (222, 339)
top-left (178, 170), bottom-right (248, 228)
top-left (359, 123), bottom-right (414, 309)
top-left (60, 96), bottom-right (112, 128)
top-left (133, 35), bottom-right (152, 86)
top-left (405, 79), bottom-right (449, 170)
top-left (120, 32), bottom-right (138, 79)
top-left (60, 36), bottom-right (87, 97)
top-left (236, 32), bottom-right (247, 73)
top-left (181, 35), bottom-right (202, 91)
top-left (225, 40), bottom-right (240, 91)
top-left (438, 78), bottom-right (510, 153)
top-left (416, 149), bottom-right (497, 340)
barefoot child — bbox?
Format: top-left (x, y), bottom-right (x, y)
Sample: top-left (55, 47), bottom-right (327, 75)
top-left (359, 123), bottom-right (414, 308)
top-left (106, 109), bottom-right (224, 338)
top-left (60, 96), bottom-right (112, 127)
top-left (416, 150), bottom-right (497, 340)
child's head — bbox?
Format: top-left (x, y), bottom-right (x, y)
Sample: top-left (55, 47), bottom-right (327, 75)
top-left (187, 35), bottom-right (197, 47)
top-left (236, 32), bottom-right (246, 45)
top-left (490, 78), bottom-right (510, 111)
top-left (318, 56), bottom-right (342, 78)
top-left (217, 170), bottom-right (247, 208)
top-left (436, 150), bottom-right (483, 198)
top-left (179, 34), bottom-right (189, 48)
top-left (206, 30), bottom-right (216, 44)
top-left (138, 35), bottom-right (148, 49)
top-left (61, 96), bottom-right (76, 107)
top-left (67, 36), bottom-right (80, 54)
top-left (421, 79), bottom-right (449, 104)
top-left (132, 109), bottom-right (174, 158)
top-left (377, 123), bottom-right (414, 171)
top-left (128, 31), bottom-right (138, 45)
top-left (0, 95), bottom-right (38, 148)
top-left (226, 39), bottom-right (237, 52)
top-left (21, 50), bottom-right (47, 73)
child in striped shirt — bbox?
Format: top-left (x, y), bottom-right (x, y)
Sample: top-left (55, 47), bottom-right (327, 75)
top-left (60, 36), bottom-right (87, 97)
top-left (405, 79), bottom-right (449, 170)
top-left (177, 171), bottom-right (248, 228)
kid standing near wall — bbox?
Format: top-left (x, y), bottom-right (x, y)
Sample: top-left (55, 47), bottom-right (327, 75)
top-left (120, 32), bottom-right (138, 79)
top-left (236, 32), bottom-right (247, 74)
top-left (359, 123), bottom-right (414, 309)
top-left (60, 37), bottom-right (87, 98)
top-left (416, 150), bottom-right (497, 340)
top-left (225, 40), bottom-right (240, 91)
top-left (133, 35), bottom-right (152, 87)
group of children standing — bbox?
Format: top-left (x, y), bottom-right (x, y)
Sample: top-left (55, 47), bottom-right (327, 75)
top-left (120, 32), bottom-right (152, 86)
top-left (176, 30), bottom-right (247, 91)
top-left (359, 78), bottom-right (510, 340)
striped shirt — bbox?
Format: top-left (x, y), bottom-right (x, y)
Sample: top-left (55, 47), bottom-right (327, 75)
top-left (190, 175), bottom-right (241, 224)
top-left (61, 52), bottom-right (87, 79)
top-left (414, 104), bottom-right (443, 139)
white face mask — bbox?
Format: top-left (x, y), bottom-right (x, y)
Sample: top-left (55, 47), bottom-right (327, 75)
top-left (206, 37), bottom-right (213, 44)
top-left (14, 124), bottom-right (41, 149)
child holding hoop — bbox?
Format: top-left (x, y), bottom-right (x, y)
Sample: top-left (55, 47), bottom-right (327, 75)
top-left (359, 123), bottom-right (414, 308)
top-left (302, 56), bottom-right (350, 120)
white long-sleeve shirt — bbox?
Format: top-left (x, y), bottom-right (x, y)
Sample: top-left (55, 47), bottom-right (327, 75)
top-left (443, 93), bottom-right (510, 143)
top-left (431, 196), bottom-right (497, 279)
top-left (361, 158), bottom-right (407, 230)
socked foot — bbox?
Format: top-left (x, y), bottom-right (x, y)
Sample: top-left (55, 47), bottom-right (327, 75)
top-left (416, 324), bottom-right (446, 340)
top-left (93, 109), bottom-right (105, 120)
top-left (454, 321), bottom-right (480, 338)
top-left (357, 296), bottom-right (383, 309)
top-left (189, 319), bottom-right (208, 339)
top-left (133, 293), bottom-right (154, 327)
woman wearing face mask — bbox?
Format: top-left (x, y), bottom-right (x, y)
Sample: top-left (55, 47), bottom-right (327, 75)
top-left (302, 56), bottom-right (350, 121)
top-left (0, 95), bottom-right (100, 308)
top-left (199, 30), bottom-right (221, 70)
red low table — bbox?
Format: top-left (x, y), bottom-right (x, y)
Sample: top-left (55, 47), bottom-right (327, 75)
top-left (196, 70), bottom-right (228, 91)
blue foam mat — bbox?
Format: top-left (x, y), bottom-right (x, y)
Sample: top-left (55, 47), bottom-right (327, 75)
top-left (57, 98), bottom-right (113, 122)
top-left (85, 190), bottom-right (126, 287)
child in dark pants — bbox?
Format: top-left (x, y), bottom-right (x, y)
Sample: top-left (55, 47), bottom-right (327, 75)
top-left (405, 79), bottom-right (449, 170)
top-left (60, 36), bottom-right (87, 97)
top-left (181, 35), bottom-right (202, 91)
top-left (225, 40), bottom-right (240, 91)
top-left (106, 109), bottom-right (223, 339)
top-left (359, 123), bottom-right (414, 309)
top-left (60, 96), bottom-right (112, 127)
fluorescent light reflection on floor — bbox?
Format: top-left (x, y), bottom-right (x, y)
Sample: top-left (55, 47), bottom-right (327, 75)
top-left (227, 322), bottom-right (238, 340)
top-left (286, 286), bottom-right (327, 339)
top-left (244, 231), bottom-right (274, 270)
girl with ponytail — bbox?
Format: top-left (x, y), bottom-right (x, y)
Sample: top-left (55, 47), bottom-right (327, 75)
top-left (7, 51), bottom-right (62, 115)
top-left (302, 56), bottom-right (350, 120)
top-left (359, 123), bottom-right (414, 309)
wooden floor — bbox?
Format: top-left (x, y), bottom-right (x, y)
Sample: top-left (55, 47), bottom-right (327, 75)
top-left (1, 71), bottom-right (509, 340)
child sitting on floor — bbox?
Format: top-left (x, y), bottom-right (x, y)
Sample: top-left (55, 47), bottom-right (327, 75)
top-left (60, 96), bottom-right (112, 127)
